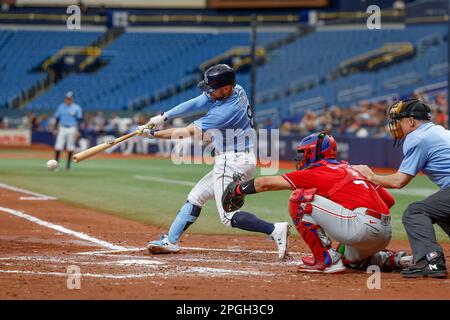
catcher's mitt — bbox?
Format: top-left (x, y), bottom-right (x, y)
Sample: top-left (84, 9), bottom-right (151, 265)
top-left (222, 173), bottom-right (245, 213)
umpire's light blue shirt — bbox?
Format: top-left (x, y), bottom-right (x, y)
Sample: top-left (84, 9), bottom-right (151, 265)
top-left (54, 103), bottom-right (82, 127)
top-left (399, 122), bottom-right (450, 189)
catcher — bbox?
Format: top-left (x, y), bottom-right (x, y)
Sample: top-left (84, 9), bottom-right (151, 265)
top-left (223, 131), bottom-right (410, 273)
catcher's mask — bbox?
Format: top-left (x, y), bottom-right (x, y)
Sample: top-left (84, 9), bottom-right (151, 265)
top-left (388, 99), bottom-right (431, 147)
top-left (295, 131), bottom-right (337, 170)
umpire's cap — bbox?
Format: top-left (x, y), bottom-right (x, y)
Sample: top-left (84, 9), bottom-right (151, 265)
top-left (389, 98), bottom-right (431, 121)
top-left (198, 64), bottom-right (236, 93)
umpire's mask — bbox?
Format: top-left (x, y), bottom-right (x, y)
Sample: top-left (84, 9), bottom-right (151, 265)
top-left (388, 99), bottom-right (431, 147)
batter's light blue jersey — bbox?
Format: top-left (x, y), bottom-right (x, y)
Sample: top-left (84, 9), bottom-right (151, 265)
top-left (54, 103), bottom-right (83, 127)
top-left (165, 85), bottom-right (255, 153)
top-left (399, 122), bottom-right (450, 189)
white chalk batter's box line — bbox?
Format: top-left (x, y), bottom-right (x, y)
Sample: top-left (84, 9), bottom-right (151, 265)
top-left (0, 254), bottom-right (302, 268)
top-left (0, 255), bottom-right (277, 279)
top-left (0, 183), bottom-right (299, 280)
top-left (0, 182), bottom-right (290, 256)
top-left (0, 182), bottom-right (57, 201)
top-left (0, 205), bottom-right (294, 280)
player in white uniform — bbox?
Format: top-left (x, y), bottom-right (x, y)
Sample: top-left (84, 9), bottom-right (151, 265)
top-left (138, 64), bottom-right (290, 259)
top-left (53, 91), bottom-right (83, 170)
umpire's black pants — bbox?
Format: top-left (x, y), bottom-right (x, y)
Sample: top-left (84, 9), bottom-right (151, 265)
top-left (402, 187), bottom-right (450, 263)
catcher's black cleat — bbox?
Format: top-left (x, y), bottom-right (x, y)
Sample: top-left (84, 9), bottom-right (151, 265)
top-left (401, 251), bottom-right (447, 279)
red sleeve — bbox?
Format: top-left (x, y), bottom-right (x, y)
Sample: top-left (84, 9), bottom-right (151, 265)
top-left (375, 186), bottom-right (396, 209)
top-left (282, 174), bottom-right (296, 190)
top-left (281, 170), bottom-right (315, 190)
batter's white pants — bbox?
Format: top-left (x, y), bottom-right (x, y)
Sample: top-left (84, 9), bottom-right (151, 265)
top-left (55, 126), bottom-right (78, 152)
top-left (303, 195), bottom-right (392, 262)
top-left (187, 151), bottom-right (256, 227)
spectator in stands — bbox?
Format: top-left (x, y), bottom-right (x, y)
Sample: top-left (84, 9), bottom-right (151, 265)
top-left (329, 106), bottom-right (342, 133)
top-left (299, 111), bottom-right (316, 135)
top-left (78, 1), bottom-right (88, 14)
top-left (93, 111), bottom-right (106, 134)
top-left (106, 112), bottom-right (120, 134)
top-left (1, 0), bottom-right (15, 12)
top-left (393, 0), bottom-right (406, 11)
top-left (435, 93), bottom-right (448, 112)
top-left (37, 114), bottom-right (50, 132)
top-left (28, 113), bottom-right (39, 131)
top-left (280, 121), bottom-right (294, 136)
top-left (316, 107), bottom-right (333, 133)
top-left (0, 116), bottom-right (6, 129)
top-left (434, 108), bottom-right (448, 129)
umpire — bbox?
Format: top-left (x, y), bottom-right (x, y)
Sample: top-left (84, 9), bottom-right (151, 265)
top-left (354, 99), bottom-right (450, 279)
top-left (53, 91), bottom-right (83, 170)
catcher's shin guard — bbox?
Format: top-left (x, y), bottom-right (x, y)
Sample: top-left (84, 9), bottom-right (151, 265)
top-left (368, 250), bottom-right (409, 271)
top-left (340, 247), bottom-right (409, 271)
top-left (288, 189), bottom-right (336, 267)
top-left (167, 201), bottom-right (201, 244)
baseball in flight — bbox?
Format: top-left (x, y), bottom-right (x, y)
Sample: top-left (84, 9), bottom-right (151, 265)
top-left (46, 159), bottom-right (58, 170)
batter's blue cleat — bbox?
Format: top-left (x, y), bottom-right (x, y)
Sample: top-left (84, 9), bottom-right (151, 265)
top-left (146, 234), bottom-right (180, 254)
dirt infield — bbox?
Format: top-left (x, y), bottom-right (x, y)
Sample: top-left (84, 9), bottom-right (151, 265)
top-left (0, 184), bottom-right (449, 300)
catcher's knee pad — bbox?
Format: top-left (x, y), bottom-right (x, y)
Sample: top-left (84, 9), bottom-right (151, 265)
top-left (288, 188), bottom-right (335, 266)
top-left (288, 188), bottom-right (316, 223)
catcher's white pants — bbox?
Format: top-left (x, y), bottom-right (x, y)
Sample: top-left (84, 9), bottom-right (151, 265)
top-left (187, 150), bottom-right (256, 227)
top-left (303, 195), bottom-right (392, 262)
top-left (55, 126), bottom-right (78, 152)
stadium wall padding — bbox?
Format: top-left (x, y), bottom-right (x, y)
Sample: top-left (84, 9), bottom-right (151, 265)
top-left (32, 131), bottom-right (404, 168)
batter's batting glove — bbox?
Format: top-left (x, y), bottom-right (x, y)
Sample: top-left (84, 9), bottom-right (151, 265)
top-left (147, 113), bottom-right (168, 127)
top-left (222, 173), bottom-right (245, 213)
top-left (138, 128), bottom-right (156, 138)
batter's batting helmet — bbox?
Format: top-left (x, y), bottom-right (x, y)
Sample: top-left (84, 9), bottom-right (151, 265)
top-left (295, 131), bottom-right (337, 170)
top-left (198, 64), bottom-right (236, 93)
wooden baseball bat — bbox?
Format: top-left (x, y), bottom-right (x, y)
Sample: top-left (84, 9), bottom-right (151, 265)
top-left (73, 130), bottom-right (139, 163)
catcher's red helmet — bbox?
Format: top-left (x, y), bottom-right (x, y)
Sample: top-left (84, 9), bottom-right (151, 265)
top-left (295, 131), bottom-right (337, 170)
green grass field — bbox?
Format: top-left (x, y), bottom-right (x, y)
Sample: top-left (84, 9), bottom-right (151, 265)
top-left (0, 149), bottom-right (448, 241)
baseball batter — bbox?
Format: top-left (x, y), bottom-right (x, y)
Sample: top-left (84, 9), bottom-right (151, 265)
top-left (222, 132), bottom-right (409, 273)
top-left (138, 64), bottom-right (290, 259)
top-left (53, 91), bottom-right (82, 170)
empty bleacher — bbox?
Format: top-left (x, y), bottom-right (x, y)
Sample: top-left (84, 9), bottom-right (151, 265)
top-left (20, 30), bottom-right (290, 111)
top-left (1, 24), bottom-right (447, 125)
top-left (0, 30), bottom-right (102, 109)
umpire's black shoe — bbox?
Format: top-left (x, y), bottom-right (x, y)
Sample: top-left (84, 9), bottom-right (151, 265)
top-left (401, 251), bottom-right (447, 279)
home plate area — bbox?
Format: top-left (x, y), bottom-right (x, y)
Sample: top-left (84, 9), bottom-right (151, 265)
top-left (1, 185), bottom-right (449, 299)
